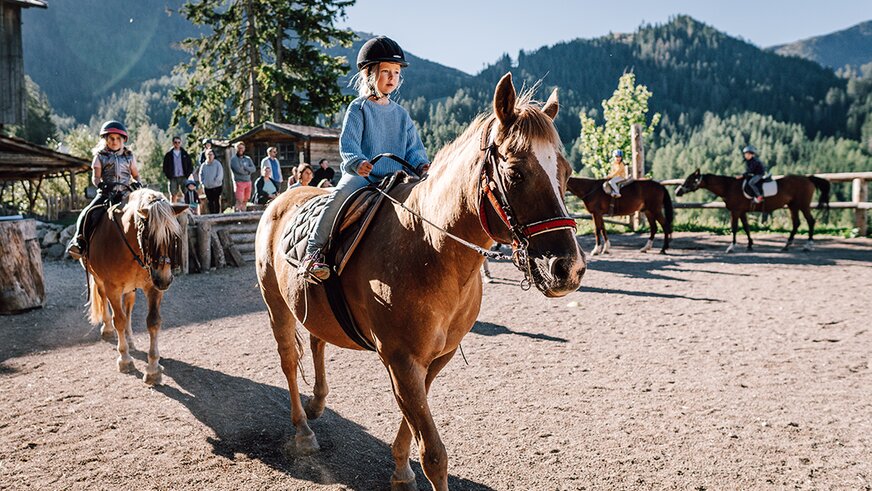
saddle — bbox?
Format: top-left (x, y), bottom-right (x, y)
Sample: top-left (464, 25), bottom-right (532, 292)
top-left (281, 171), bottom-right (415, 351)
top-left (742, 175), bottom-right (777, 200)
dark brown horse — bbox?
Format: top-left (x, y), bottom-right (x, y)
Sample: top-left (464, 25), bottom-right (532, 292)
top-left (567, 177), bottom-right (673, 254)
top-left (84, 188), bottom-right (186, 385)
top-left (676, 169), bottom-right (830, 252)
top-left (255, 73), bottom-right (585, 490)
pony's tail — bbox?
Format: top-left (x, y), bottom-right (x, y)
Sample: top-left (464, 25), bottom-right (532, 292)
top-left (662, 185), bottom-right (674, 237)
top-left (809, 175), bottom-right (831, 221)
top-left (87, 277), bottom-right (104, 326)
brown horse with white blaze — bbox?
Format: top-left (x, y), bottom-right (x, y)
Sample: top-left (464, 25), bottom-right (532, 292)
top-left (84, 188), bottom-right (187, 385)
top-left (676, 169), bottom-right (830, 252)
top-left (567, 177), bottom-right (674, 255)
top-left (256, 73), bottom-right (585, 490)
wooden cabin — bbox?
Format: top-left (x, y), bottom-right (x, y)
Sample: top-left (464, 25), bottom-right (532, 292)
top-left (229, 121), bottom-right (341, 181)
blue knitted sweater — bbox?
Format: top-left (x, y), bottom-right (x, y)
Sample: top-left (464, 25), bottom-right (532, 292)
top-left (339, 96), bottom-right (429, 177)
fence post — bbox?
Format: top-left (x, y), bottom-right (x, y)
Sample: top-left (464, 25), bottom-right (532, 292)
top-left (852, 178), bottom-right (868, 236)
top-left (196, 219), bottom-right (212, 271)
top-left (177, 211), bottom-right (189, 275)
top-left (630, 124), bottom-right (645, 231)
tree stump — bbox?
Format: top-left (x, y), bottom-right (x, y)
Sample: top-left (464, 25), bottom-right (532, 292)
top-left (0, 219), bottom-right (46, 314)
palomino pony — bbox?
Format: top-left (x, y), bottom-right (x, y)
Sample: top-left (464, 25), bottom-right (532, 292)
top-left (256, 73), bottom-right (586, 490)
top-left (567, 177), bottom-right (674, 254)
top-left (676, 169), bottom-right (830, 252)
top-left (84, 188), bottom-right (186, 385)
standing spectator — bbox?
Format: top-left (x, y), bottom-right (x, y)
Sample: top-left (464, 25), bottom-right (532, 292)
top-left (199, 149), bottom-right (224, 214)
top-left (162, 136), bottom-right (194, 202)
top-left (182, 179), bottom-right (200, 214)
top-left (230, 141), bottom-right (256, 211)
top-left (312, 158), bottom-right (335, 186)
top-left (260, 146), bottom-right (284, 191)
top-left (198, 138), bottom-right (213, 165)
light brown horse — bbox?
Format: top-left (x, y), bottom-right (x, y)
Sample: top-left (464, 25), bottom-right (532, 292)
top-left (256, 73), bottom-right (586, 490)
top-left (676, 169), bottom-right (830, 252)
top-left (567, 177), bottom-right (673, 255)
top-left (84, 188), bottom-right (186, 385)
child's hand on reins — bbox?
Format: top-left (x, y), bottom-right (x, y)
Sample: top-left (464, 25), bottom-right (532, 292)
top-left (357, 160), bottom-right (373, 177)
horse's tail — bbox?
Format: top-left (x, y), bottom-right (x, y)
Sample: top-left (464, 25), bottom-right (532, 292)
top-left (809, 175), bottom-right (831, 220)
top-left (87, 277), bottom-right (104, 326)
top-left (662, 184), bottom-right (674, 236)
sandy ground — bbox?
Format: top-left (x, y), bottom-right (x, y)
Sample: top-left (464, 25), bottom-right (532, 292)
top-left (1, 232), bottom-right (871, 490)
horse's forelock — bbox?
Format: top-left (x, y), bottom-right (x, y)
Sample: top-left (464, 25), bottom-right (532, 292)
top-left (499, 91), bottom-right (561, 155)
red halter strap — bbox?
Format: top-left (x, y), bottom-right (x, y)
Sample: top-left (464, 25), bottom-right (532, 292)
top-left (476, 120), bottom-right (576, 247)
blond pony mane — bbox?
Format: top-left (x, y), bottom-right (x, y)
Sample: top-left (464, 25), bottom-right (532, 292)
top-left (125, 189), bottom-right (182, 265)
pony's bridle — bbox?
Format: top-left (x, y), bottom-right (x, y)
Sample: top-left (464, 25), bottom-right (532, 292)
top-left (477, 120), bottom-right (577, 289)
top-left (110, 207), bottom-right (176, 272)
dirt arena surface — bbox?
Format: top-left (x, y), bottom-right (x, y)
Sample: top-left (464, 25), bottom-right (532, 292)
top-left (1, 232), bottom-right (870, 490)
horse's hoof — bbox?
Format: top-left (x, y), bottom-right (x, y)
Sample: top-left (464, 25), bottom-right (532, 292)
top-left (482, 276), bottom-right (493, 284)
top-left (117, 358), bottom-right (135, 373)
top-left (659, 249), bottom-right (668, 255)
top-left (294, 432), bottom-right (320, 455)
top-left (304, 401), bottom-right (325, 420)
top-left (143, 371), bottom-right (162, 385)
top-left (391, 477), bottom-right (418, 491)
top-left (638, 248), bottom-right (648, 253)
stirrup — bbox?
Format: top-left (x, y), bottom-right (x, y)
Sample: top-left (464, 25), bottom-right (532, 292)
top-left (66, 238), bottom-right (84, 260)
top-left (298, 253), bottom-right (331, 283)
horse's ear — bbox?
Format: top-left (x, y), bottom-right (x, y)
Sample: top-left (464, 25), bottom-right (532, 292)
top-left (172, 204), bottom-right (189, 216)
top-left (493, 72), bottom-right (517, 127)
top-left (695, 168), bottom-right (701, 174)
top-left (137, 208), bottom-right (149, 220)
top-left (543, 88), bottom-right (559, 120)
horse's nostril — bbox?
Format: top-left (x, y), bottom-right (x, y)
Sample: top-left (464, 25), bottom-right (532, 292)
top-left (549, 256), bottom-right (583, 281)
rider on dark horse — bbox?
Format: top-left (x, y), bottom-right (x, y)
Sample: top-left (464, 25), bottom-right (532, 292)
top-left (66, 120), bottom-right (142, 260)
top-left (738, 145), bottom-right (766, 204)
top-left (604, 149), bottom-right (630, 197)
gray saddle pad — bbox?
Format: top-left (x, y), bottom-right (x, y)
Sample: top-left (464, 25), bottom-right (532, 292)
top-left (281, 194), bottom-right (329, 267)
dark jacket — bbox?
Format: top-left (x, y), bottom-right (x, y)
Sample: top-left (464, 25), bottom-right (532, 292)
top-left (312, 166), bottom-right (335, 186)
top-left (252, 177), bottom-right (281, 204)
top-left (743, 156), bottom-right (766, 176)
top-left (163, 149), bottom-right (194, 179)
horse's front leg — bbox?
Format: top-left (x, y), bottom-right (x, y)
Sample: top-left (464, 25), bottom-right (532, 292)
top-left (143, 287), bottom-right (164, 385)
top-left (726, 213), bottom-right (739, 253)
top-left (304, 334), bottom-right (329, 420)
top-left (739, 213), bottom-right (753, 250)
top-left (108, 290), bottom-right (134, 373)
top-left (390, 349), bottom-right (457, 490)
top-left (386, 352), bottom-right (452, 491)
top-left (122, 291), bottom-right (136, 351)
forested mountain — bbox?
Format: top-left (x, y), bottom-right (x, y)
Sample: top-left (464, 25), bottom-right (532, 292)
top-left (771, 20), bottom-right (872, 73)
top-left (22, 0), bottom-right (194, 122)
top-left (397, 16), bottom-right (852, 152)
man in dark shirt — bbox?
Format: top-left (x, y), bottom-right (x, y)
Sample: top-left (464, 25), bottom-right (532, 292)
top-left (312, 158), bottom-right (335, 187)
top-left (738, 145), bottom-right (766, 203)
top-left (163, 136), bottom-right (194, 202)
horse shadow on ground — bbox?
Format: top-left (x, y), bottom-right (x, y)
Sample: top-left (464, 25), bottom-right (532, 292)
top-left (471, 321), bottom-right (568, 343)
top-left (149, 356), bottom-right (493, 491)
top-left (577, 285), bottom-right (722, 302)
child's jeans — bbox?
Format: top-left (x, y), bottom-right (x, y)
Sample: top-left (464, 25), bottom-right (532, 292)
top-left (305, 172), bottom-right (374, 255)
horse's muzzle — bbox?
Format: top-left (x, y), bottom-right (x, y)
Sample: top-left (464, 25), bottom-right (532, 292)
top-left (531, 250), bottom-right (586, 297)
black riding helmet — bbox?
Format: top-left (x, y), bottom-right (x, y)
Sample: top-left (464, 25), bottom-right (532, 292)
top-left (356, 36), bottom-right (408, 70)
top-left (99, 120), bottom-right (128, 141)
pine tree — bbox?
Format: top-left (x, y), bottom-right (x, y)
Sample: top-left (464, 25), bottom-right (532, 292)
top-left (171, 0), bottom-right (355, 137)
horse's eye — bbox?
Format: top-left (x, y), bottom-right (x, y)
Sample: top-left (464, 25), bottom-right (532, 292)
top-left (505, 167), bottom-right (524, 184)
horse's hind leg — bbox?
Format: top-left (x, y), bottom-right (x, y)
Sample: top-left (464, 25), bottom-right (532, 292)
top-left (801, 206), bottom-right (816, 250)
top-left (93, 280), bottom-right (114, 342)
top-left (782, 207), bottom-right (800, 251)
top-left (304, 334), bottom-right (329, 420)
top-left (143, 287), bottom-right (164, 385)
top-left (108, 290), bottom-right (134, 373)
top-left (640, 210), bottom-right (656, 253)
top-left (388, 350), bottom-right (456, 491)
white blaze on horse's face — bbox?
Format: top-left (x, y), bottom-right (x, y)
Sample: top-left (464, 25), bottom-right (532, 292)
top-left (531, 140), bottom-right (570, 216)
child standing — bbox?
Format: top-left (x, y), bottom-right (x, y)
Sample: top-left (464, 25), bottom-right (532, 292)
top-left (183, 179), bottom-right (200, 213)
top-left (66, 120), bottom-right (141, 259)
top-left (299, 36), bottom-right (429, 282)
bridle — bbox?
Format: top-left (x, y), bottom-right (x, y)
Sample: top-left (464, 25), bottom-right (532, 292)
top-left (110, 203), bottom-right (178, 272)
top-left (476, 119), bottom-right (577, 289)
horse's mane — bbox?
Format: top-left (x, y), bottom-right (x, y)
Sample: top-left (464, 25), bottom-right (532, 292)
top-left (125, 189), bottom-right (182, 265)
top-left (434, 87), bottom-right (561, 166)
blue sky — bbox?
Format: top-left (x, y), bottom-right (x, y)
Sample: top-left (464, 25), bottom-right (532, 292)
top-left (340, 0), bottom-right (872, 74)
